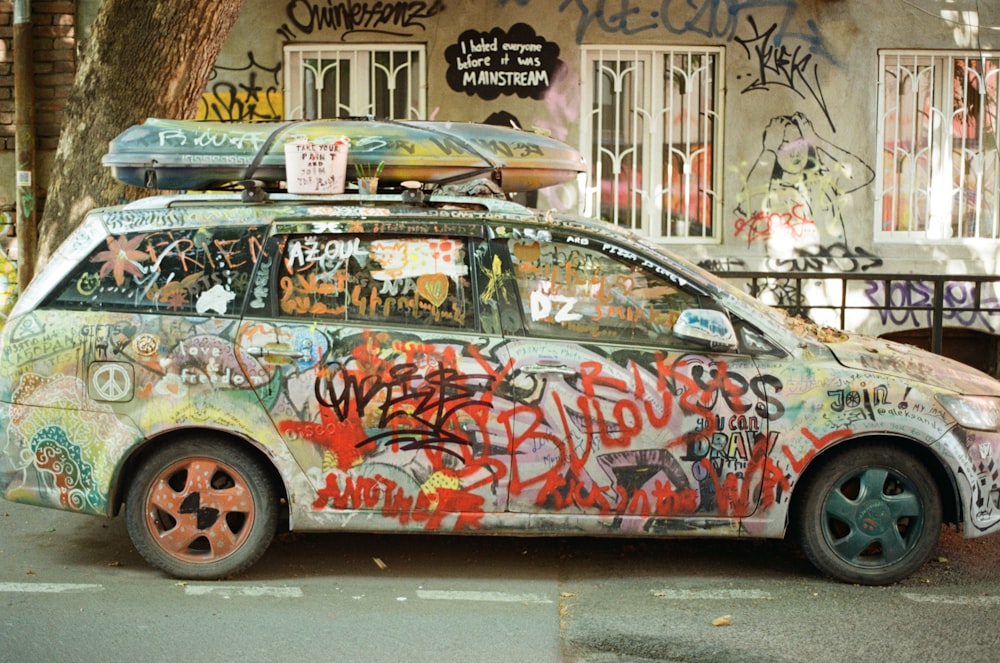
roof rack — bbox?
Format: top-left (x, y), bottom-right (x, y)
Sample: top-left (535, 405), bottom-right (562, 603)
top-left (103, 117), bottom-right (586, 195)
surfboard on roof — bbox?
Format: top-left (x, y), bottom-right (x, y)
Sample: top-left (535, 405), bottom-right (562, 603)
top-left (102, 117), bottom-right (586, 193)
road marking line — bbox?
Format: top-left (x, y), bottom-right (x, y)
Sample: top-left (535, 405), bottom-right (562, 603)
top-left (0, 582), bottom-right (104, 593)
top-left (183, 585), bottom-right (303, 598)
top-left (903, 592), bottom-right (1000, 606)
top-left (417, 589), bottom-right (553, 604)
top-left (652, 589), bottom-right (772, 600)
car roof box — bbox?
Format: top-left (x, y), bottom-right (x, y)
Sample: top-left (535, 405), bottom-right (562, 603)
top-left (101, 117), bottom-right (586, 193)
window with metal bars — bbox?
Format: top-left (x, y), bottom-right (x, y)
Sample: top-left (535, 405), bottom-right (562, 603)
top-left (877, 51), bottom-right (1000, 241)
top-left (283, 45), bottom-right (426, 120)
top-left (580, 47), bottom-right (723, 242)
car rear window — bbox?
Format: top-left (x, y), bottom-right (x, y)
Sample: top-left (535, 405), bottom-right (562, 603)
top-left (44, 226), bottom-right (268, 317)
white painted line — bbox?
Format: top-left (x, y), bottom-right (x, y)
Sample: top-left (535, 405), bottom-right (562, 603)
top-left (903, 592), bottom-right (1000, 606)
top-left (652, 589), bottom-right (772, 600)
top-left (183, 585), bottom-right (303, 598)
top-left (0, 582), bottom-right (104, 593)
top-left (417, 589), bottom-right (553, 604)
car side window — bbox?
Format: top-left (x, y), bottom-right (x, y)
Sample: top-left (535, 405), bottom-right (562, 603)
top-left (46, 225), bottom-right (266, 316)
top-left (276, 233), bottom-right (475, 330)
top-left (505, 236), bottom-right (705, 347)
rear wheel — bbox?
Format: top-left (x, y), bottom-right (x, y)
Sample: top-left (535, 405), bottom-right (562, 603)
top-left (125, 438), bottom-right (277, 579)
top-left (795, 444), bottom-right (941, 585)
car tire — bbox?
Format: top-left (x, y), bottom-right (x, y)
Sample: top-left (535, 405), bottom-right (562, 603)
top-left (795, 443), bottom-right (942, 585)
top-left (125, 437), bottom-right (278, 579)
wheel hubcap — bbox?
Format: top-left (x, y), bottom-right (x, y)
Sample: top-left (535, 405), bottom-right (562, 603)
top-left (144, 458), bottom-right (255, 564)
top-left (822, 466), bottom-right (923, 568)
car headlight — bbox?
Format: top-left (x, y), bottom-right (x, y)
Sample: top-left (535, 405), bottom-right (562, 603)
top-left (937, 394), bottom-right (1000, 431)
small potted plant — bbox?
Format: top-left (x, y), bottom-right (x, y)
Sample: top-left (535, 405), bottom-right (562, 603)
top-left (356, 161), bottom-right (384, 194)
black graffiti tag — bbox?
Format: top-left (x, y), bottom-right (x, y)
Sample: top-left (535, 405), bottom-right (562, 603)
top-left (201, 52), bottom-right (282, 122)
top-left (736, 16), bottom-right (834, 131)
top-left (315, 362), bottom-right (496, 458)
top-left (279, 0), bottom-right (446, 40)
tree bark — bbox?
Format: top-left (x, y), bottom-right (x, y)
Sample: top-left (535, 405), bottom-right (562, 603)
top-left (37, 0), bottom-right (246, 271)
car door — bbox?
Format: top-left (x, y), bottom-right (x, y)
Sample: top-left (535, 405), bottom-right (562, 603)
top-left (492, 228), bottom-right (774, 531)
top-left (236, 221), bottom-right (514, 531)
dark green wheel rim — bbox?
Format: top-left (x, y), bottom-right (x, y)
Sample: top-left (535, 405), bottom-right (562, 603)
top-left (821, 466), bottom-right (925, 568)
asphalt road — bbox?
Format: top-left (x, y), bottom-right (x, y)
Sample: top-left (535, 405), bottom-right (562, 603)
top-left (4, 499), bottom-right (1000, 662)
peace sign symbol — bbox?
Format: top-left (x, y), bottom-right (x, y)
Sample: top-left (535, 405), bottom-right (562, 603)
top-left (90, 363), bottom-right (133, 402)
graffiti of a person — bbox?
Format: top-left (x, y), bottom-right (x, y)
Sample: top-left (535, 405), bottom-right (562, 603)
top-left (735, 112), bottom-right (874, 252)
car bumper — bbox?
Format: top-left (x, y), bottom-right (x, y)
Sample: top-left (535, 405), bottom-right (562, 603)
top-left (935, 426), bottom-right (1000, 537)
top-left (0, 400), bottom-right (132, 517)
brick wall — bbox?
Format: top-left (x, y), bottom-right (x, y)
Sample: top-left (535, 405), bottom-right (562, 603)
top-left (0, 1), bottom-right (76, 152)
top-left (0, 4), bottom-right (10, 152)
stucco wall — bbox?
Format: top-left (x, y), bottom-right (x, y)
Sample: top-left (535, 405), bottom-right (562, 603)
top-left (208, 1), bottom-right (997, 270)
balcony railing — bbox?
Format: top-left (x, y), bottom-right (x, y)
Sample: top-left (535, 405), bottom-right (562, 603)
top-left (722, 271), bottom-right (1000, 354)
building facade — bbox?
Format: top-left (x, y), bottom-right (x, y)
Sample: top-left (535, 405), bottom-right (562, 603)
top-left (3, 0), bottom-right (1000, 371)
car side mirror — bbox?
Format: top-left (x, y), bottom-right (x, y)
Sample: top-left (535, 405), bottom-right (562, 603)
top-left (672, 308), bottom-right (739, 351)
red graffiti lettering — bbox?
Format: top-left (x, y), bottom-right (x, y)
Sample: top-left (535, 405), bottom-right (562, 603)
top-left (782, 426), bottom-right (851, 474)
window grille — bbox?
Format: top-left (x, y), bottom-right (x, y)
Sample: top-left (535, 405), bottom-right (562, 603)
top-left (877, 51), bottom-right (1000, 241)
top-left (580, 47), bottom-right (723, 242)
top-left (284, 45), bottom-right (426, 120)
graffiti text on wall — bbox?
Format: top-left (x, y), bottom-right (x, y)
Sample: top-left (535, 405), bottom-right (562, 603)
top-left (504, 0), bottom-right (833, 61)
top-left (445, 24), bottom-right (562, 101)
top-left (768, 244), bottom-right (882, 274)
top-left (864, 280), bottom-right (1000, 332)
top-left (735, 16), bottom-right (833, 131)
top-left (198, 53), bottom-right (283, 123)
top-left (279, 0), bottom-right (446, 40)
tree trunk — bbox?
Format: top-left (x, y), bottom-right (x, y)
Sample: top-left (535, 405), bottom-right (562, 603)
top-left (36, 0), bottom-right (246, 272)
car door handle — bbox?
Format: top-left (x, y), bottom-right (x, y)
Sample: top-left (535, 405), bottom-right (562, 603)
top-left (245, 345), bottom-right (306, 359)
top-left (521, 363), bottom-right (576, 376)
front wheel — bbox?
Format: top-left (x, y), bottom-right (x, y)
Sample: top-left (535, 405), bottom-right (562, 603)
top-left (795, 444), bottom-right (942, 585)
top-left (125, 438), bottom-right (278, 579)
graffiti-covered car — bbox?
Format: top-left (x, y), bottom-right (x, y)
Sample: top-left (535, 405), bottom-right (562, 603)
top-left (4, 120), bottom-right (1000, 585)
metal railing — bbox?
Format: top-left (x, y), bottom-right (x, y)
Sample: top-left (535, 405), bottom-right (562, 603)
top-left (721, 271), bottom-right (1000, 354)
